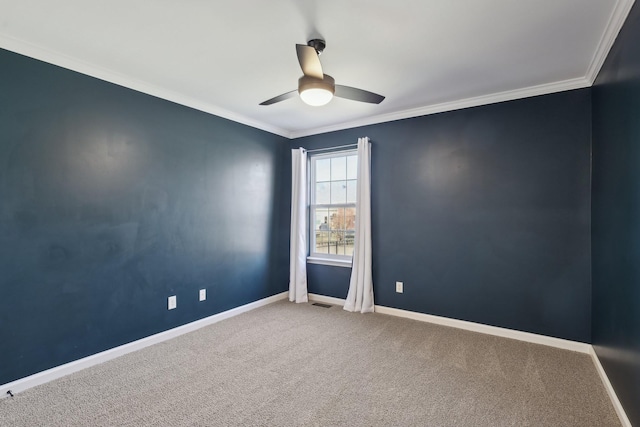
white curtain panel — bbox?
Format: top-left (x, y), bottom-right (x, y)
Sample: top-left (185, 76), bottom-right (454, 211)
top-left (289, 148), bottom-right (308, 303)
top-left (344, 137), bottom-right (374, 313)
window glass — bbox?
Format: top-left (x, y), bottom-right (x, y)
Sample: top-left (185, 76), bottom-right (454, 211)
top-left (347, 155), bottom-right (358, 180)
top-left (330, 181), bottom-right (347, 204)
top-left (331, 157), bottom-right (347, 181)
top-left (316, 158), bottom-right (331, 182)
top-left (310, 149), bottom-right (357, 261)
top-left (315, 232), bottom-right (329, 254)
top-left (315, 209), bottom-right (329, 230)
top-left (316, 182), bottom-right (330, 205)
top-left (346, 180), bottom-right (357, 203)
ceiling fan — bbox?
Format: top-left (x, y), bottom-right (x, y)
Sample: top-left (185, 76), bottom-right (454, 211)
top-left (259, 39), bottom-right (385, 107)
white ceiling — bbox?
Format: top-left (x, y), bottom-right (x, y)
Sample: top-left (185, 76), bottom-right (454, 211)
top-left (0, 0), bottom-right (634, 138)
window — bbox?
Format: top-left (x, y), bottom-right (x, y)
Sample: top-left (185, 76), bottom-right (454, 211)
top-left (309, 150), bottom-right (357, 264)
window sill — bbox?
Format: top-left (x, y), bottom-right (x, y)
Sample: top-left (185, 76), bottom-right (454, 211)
top-left (307, 257), bottom-right (352, 268)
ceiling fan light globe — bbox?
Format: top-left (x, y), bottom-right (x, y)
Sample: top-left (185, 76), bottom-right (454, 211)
top-left (298, 74), bottom-right (335, 107)
top-left (300, 88), bottom-right (334, 106)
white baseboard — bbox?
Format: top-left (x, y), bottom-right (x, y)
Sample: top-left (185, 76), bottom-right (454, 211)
top-left (308, 293), bottom-right (630, 425)
top-left (308, 293), bottom-right (590, 353)
top-left (1, 291), bottom-right (288, 398)
top-left (374, 305), bottom-right (591, 353)
top-left (589, 347), bottom-right (632, 427)
top-left (3, 290), bottom-right (631, 426)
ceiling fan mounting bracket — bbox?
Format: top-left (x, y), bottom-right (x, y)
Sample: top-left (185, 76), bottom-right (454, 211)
top-left (307, 39), bottom-right (326, 55)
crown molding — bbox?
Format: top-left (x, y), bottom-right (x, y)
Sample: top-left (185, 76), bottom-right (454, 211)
top-left (0, 35), bottom-right (291, 138)
top-left (2, 0), bottom-right (634, 141)
top-left (289, 77), bottom-right (590, 139)
top-left (0, 36), bottom-right (594, 140)
top-left (585, 0), bottom-right (636, 85)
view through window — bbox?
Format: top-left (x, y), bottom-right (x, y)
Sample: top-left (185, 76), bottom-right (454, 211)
top-left (309, 150), bottom-right (357, 260)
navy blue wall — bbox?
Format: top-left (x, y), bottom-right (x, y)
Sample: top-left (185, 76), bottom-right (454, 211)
top-left (0, 48), bottom-right (288, 385)
top-left (592, 3), bottom-right (640, 425)
top-left (290, 89), bottom-right (592, 343)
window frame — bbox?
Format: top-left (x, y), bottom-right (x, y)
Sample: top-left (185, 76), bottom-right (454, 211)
top-left (307, 149), bottom-right (358, 267)
top-left (307, 148), bottom-right (358, 267)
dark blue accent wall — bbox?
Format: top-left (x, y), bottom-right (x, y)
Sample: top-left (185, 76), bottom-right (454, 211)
top-left (592, 3), bottom-right (640, 425)
top-left (290, 89), bottom-right (592, 343)
top-left (0, 48), bottom-right (288, 385)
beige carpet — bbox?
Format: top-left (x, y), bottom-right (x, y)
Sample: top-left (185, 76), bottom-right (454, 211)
top-left (0, 300), bottom-right (620, 426)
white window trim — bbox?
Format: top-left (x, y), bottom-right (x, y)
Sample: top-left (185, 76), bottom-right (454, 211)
top-left (307, 256), bottom-right (353, 268)
top-left (306, 149), bottom-right (357, 267)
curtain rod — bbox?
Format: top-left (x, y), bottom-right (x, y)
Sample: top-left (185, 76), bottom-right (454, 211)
top-left (301, 143), bottom-right (359, 153)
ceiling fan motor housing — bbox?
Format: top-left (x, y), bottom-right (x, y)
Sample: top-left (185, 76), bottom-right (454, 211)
top-left (298, 74), bottom-right (335, 94)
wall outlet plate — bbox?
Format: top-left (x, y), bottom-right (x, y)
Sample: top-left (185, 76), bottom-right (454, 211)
top-left (199, 289), bottom-right (206, 301)
top-left (168, 295), bottom-right (177, 310)
top-left (396, 281), bottom-right (403, 293)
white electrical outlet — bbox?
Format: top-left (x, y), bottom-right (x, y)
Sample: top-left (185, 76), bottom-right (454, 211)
top-left (396, 281), bottom-right (403, 293)
top-left (199, 289), bottom-right (206, 301)
top-left (168, 295), bottom-right (177, 310)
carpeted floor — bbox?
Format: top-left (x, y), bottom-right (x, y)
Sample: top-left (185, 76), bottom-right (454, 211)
top-left (0, 300), bottom-right (620, 426)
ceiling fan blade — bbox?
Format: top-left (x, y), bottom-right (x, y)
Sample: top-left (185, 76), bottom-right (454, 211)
top-left (296, 44), bottom-right (324, 79)
top-left (335, 85), bottom-right (385, 104)
top-left (259, 90), bottom-right (298, 106)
